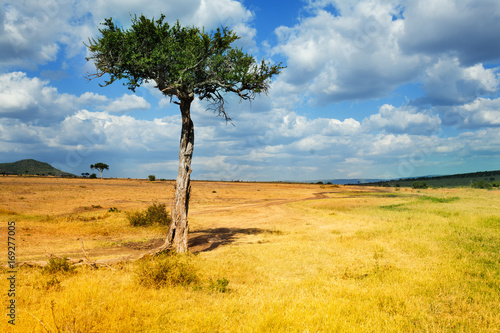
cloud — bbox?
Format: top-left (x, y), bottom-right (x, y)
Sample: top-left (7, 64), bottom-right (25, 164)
top-left (0, 72), bottom-right (120, 124)
top-left (102, 94), bottom-right (151, 113)
top-left (55, 110), bottom-right (180, 151)
top-left (0, 0), bottom-right (90, 69)
top-left (414, 58), bottom-right (500, 106)
top-left (273, 2), bottom-right (423, 105)
top-left (437, 98), bottom-right (500, 129)
top-left (1, 0), bottom-right (257, 70)
top-left (278, 111), bottom-right (361, 137)
top-left (272, 0), bottom-right (500, 110)
top-left (363, 104), bottom-right (441, 134)
top-left (400, 0), bottom-right (500, 65)
top-left (0, 71), bottom-right (80, 122)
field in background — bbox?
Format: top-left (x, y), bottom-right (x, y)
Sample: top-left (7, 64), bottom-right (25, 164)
top-left (1, 177), bottom-right (499, 332)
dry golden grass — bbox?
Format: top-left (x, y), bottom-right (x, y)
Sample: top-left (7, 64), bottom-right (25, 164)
top-left (1, 177), bottom-right (499, 332)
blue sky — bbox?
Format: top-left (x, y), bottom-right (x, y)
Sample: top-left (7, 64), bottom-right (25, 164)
top-left (1, 0), bottom-right (500, 181)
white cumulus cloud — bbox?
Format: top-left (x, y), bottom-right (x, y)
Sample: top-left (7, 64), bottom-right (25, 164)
top-left (363, 104), bottom-right (441, 134)
top-left (102, 94), bottom-right (151, 113)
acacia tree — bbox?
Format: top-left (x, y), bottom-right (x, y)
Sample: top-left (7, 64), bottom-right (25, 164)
top-left (90, 163), bottom-right (109, 179)
top-left (86, 15), bottom-right (283, 253)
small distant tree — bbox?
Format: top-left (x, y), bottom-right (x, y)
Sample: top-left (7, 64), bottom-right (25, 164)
top-left (148, 175), bottom-right (156, 181)
top-left (86, 15), bottom-right (283, 253)
top-left (89, 173), bottom-right (97, 179)
top-left (412, 181), bottom-right (428, 189)
top-left (90, 163), bottom-right (109, 179)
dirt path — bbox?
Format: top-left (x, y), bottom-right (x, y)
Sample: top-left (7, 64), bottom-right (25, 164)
top-left (192, 191), bottom-right (334, 216)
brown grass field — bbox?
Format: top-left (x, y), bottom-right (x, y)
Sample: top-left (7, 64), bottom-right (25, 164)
top-left (1, 176), bottom-right (499, 332)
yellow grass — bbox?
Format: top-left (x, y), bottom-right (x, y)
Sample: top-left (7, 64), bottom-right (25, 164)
top-left (1, 177), bottom-right (499, 332)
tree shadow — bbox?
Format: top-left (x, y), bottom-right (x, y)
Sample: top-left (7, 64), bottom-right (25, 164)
top-left (188, 227), bottom-right (280, 253)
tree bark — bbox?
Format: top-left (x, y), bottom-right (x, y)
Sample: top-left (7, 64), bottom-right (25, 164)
top-left (164, 95), bottom-right (195, 253)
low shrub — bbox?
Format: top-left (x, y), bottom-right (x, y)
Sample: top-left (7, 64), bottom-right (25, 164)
top-left (209, 277), bottom-right (230, 293)
top-left (127, 202), bottom-right (170, 227)
top-left (148, 175), bottom-right (156, 181)
top-left (42, 257), bottom-right (76, 275)
top-left (136, 253), bottom-right (199, 289)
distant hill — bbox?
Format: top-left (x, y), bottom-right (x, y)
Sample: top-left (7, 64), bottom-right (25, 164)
top-left (357, 170), bottom-right (500, 188)
top-left (0, 159), bottom-right (76, 177)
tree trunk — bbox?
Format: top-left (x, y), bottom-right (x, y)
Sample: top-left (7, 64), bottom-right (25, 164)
top-left (164, 95), bottom-right (195, 253)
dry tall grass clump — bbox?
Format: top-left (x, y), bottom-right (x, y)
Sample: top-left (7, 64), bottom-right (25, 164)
top-left (136, 252), bottom-right (199, 288)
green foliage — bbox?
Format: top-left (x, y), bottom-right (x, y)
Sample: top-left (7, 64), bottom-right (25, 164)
top-left (90, 163), bottom-right (109, 178)
top-left (380, 203), bottom-right (408, 211)
top-left (418, 196), bottom-right (460, 203)
top-left (209, 277), bottom-right (230, 293)
top-left (412, 181), bottom-right (428, 189)
top-left (90, 162), bottom-right (109, 171)
top-left (86, 14), bottom-right (284, 119)
top-left (43, 257), bottom-right (76, 275)
top-left (89, 173), bottom-right (97, 179)
top-left (127, 202), bottom-right (170, 227)
top-left (136, 253), bottom-right (199, 288)
top-left (471, 180), bottom-right (493, 189)
top-left (148, 175), bottom-right (156, 181)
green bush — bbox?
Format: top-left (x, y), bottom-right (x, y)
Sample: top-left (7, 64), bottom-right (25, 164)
top-left (89, 173), bottom-right (97, 179)
top-left (412, 181), bottom-right (428, 189)
top-left (148, 175), bottom-right (156, 181)
top-left (42, 257), bottom-right (76, 275)
top-left (471, 180), bottom-right (492, 189)
top-left (209, 277), bottom-right (230, 293)
top-left (127, 202), bottom-right (170, 227)
top-left (136, 253), bottom-right (199, 288)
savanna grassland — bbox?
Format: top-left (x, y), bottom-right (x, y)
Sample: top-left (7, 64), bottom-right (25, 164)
top-left (1, 176), bottom-right (499, 332)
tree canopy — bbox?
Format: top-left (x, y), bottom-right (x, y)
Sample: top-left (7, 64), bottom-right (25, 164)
top-left (90, 163), bottom-right (109, 179)
top-left (86, 14), bottom-right (284, 120)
